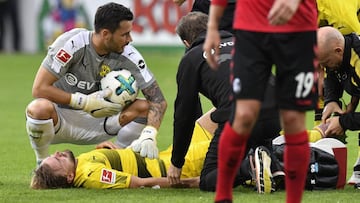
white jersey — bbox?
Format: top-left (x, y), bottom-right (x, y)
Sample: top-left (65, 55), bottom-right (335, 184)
top-left (42, 28), bottom-right (156, 109)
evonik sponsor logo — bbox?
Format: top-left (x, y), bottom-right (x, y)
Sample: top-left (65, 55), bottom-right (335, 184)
top-left (64, 73), bottom-right (96, 90)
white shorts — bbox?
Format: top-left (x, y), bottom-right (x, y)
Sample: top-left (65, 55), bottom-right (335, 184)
top-left (52, 105), bottom-right (115, 145)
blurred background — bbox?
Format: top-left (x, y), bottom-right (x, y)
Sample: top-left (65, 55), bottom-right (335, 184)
top-left (0, 0), bottom-right (195, 53)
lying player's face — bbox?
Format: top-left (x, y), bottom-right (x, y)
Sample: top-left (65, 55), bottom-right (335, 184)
top-left (107, 20), bottom-right (133, 54)
top-left (41, 150), bottom-right (76, 177)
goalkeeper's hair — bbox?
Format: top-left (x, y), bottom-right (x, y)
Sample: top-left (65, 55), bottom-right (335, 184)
top-left (94, 2), bottom-right (134, 34)
top-left (30, 164), bottom-right (72, 189)
top-left (176, 11), bottom-right (208, 45)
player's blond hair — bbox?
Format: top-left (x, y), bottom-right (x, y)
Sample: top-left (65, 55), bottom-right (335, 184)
top-left (30, 164), bottom-right (72, 189)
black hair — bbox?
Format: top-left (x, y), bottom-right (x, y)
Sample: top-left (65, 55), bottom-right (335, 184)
top-left (94, 2), bottom-right (134, 33)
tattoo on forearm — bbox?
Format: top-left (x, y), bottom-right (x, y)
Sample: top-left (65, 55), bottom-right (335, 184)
top-left (142, 82), bottom-right (167, 127)
top-left (143, 82), bottom-right (165, 103)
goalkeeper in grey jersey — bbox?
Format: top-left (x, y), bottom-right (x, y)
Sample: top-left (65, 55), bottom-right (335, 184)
top-left (25, 3), bottom-right (167, 165)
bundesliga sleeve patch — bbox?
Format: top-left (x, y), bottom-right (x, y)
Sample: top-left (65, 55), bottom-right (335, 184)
top-left (55, 49), bottom-right (72, 66)
top-left (100, 168), bottom-right (116, 184)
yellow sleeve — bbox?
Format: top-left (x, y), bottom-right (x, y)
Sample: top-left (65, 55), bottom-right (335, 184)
top-left (340, 1), bottom-right (360, 34)
top-left (190, 122), bottom-right (213, 144)
top-left (317, 0), bottom-right (360, 35)
top-left (350, 49), bottom-right (360, 87)
top-left (181, 141), bottom-right (210, 178)
top-left (160, 122), bottom-right (213, 158)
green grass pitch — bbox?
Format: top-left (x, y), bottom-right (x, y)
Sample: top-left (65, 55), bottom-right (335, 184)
top-left (0, 47), bottom-right (359, 203)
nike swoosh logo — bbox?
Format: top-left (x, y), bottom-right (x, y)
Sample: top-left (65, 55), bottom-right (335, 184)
top-left (90, 108), bottom-right (105, 114)
top-left (88, 171), bottom-right (94, 177)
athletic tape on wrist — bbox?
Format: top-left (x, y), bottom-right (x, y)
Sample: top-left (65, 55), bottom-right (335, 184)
top-left (141, 126), bottom-right (157, 140)
top-left (69, 92), bottom-right (86, 109)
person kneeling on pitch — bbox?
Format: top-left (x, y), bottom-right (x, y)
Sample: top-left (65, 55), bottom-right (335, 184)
top-left (25, 2), bottom-right (167, 166)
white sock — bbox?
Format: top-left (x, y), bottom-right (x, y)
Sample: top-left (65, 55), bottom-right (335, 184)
top-left (104, 115), bottom-right (122, 135)
top-left (26, 116), bottom-right (55, 164)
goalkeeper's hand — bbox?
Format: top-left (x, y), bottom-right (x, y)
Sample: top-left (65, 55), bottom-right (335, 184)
top-left (69, 89), bottom-right (122, 118)
top-left (130, 126), bottom-right (159, 159)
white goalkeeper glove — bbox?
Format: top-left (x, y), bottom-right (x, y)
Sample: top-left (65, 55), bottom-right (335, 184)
top-left (69, 89), bottom-right (122, 118)
top-left (130, 126), bottom-right (159, 159)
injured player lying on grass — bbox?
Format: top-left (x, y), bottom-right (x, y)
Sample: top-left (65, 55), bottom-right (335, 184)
top-left (30, 147), bottom-right (202, 189)
top-left (30, 109), bottom-right (346, 190)
top-left (30, 111), bottom-right (216, 190)
top-left (30, 136), bottom-right (345, 191)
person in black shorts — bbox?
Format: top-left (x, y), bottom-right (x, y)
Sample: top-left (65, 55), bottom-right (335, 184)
top-left (172, 0), bottom-right (235, 33)
top-left (203, 0), bottom-right (318, 202)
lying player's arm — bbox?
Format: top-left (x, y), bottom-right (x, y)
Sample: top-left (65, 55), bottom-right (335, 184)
top-left (196, 107), bottom-right (218, 135)
top-left (32, 66), bottom-right (71, 104)
top-left (95, 141), bottom-right (122, 149)
top-left (129, 176), bottom-right (199, 188)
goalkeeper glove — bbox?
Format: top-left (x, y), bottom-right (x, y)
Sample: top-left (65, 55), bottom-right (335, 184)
top-left (69, 89), bottom-right (122, 118)
top-left (130, 125), bottom-right (159, 159)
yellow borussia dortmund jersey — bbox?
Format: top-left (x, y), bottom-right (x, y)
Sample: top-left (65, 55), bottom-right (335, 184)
top-left (160, 122), bottom-right (213, 178)
top-left (73, 148), bottom-right (167, 189)
top-left (160, 140), bottom-right (210, 179)
top-left (317, 0), bottom-right (360, 35)
top-left (73, 122), bottom-right (212, 189)
top-left (190, 122), bottom-right (213, 144)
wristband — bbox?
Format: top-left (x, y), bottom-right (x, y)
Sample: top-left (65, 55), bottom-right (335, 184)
top-left (69, 92), bottom-right (87, 109)
top-left (141, 126), bottom-right (158, 140)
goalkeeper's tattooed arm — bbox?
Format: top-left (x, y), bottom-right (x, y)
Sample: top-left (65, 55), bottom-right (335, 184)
top-left (141, 81), bottom-right (167, 129)
top-left (129, 81), bottom-right (166, 159)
